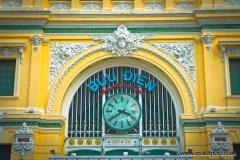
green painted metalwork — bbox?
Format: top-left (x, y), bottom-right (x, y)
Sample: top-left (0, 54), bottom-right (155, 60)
top-left (183, 121), bottom-right (240, 127)
top-left (0, 121), bottom-right (62, 128)
top-left (0, 25), bottom-right (42, 30)
top-left (43, 27), bottom-right (202, 33)
top-left (202, 24), bottom-right (240, 29)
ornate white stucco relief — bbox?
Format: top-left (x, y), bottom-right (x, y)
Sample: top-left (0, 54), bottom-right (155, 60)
top-left (176, 2), bottom-right (195, 10)
top-left (210, 122), bottom-right (232, 156)
top-left (0, 112), bottom-right (5, 119)
top-left (203, 34), bottom-right (213, 50)
top-left (81, 2), bottom-right (101, 11)
top-left (112, 2), bottom-right (132, 11)
top-left (149, 43), bottom-right (195, 87)
top-left (0, 47), bottom-right (24, 64)
top-left (31, 35), bottom-right (42, 52)
top-left (144, 1), bottom-right (164, 10)
top-left (1, 0), bottom-right (21, 8)
top-left (220, 46), bottom-right (240, 63)
top-left (12, 122), bottom-right (34, 158)
top-left (224, 0), bottom-right (240, 6)
top-left (50, 2), bottom-right (70, 11)
top-left (90, 24), bottom-right (153, 56)
top-left (49, 43), bottom-right (97, 86)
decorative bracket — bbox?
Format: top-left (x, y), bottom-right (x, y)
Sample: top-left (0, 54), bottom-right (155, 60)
top-left (218, 41), bottom-right (240, 63)
top-left (30, 35), bottom-right (43, 52)
top-left (202, 34), bottom-right (214, 50)
top-left (0, 42), bottom-right (27, 64)
top-left (210, 122), bottom-right (232, 156)
top-left (11, 122), bottom-right (34, 158)
top-left (0, 112), bottom-right (6, 119)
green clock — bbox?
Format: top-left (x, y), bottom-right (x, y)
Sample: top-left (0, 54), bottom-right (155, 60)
top-left (103, 92), bottom-right (141, 132)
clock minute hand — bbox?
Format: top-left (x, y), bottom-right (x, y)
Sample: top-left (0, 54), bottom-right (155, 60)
top-left (118, 109), bottom-right (131, 116)
top-left (118, 109), bottom-right (136, 120)
top-left (108, 109), bottom-right (126, 121)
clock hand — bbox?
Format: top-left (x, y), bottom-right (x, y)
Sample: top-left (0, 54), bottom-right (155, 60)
top-left (118, 109), bottom-right (137, 120)
top-left (108, 109), bottom-right (126, 121)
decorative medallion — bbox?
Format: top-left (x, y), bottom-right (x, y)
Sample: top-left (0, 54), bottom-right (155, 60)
top-left (144, 1), bottom-right (164, 10)
top-left (112, 2), bottom-right (132, 11)
top-left (149, 42), bottom-right (195, 87)
top-left (143, 138), bottom-right (150, 145)
top-left (50, 2), bottom-right (70, 10)
top-left (30, 35), bottom-right (42, 52)
top-left (161, 138), bottom-right (167, 145)
top-left (170, 138), bottom-right (176, 145)
top-left (49, 42), bottom-right (97, 86)
top-left (81, 2), bottom-right (101, 11)
top-left (176, 2), bottom-right (195, 9)
top-left (152, 138), bottom-right (158, 145)
top-left (224, 0), bottom-right (240, 6)
top-left (86, 139), bottom-right (92, 145)
top-left (95, 139), bottom-right (101, 145)
top-left (77, 139), bottom-right (83, 145)
top-left (90, 24), bottom-right (153, 56)
top-left (68, 139), bottom-right (75, 146)
top-left (0, 112), bottom-right (5, 119)
top-left (203, 34), bottom-right (213, 50)
top-left (1, 0), bottom-right (21, 8)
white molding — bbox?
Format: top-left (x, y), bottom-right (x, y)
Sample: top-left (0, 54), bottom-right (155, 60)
top-left (1, 0), bottom-right (21, 8)
top-left (0, 19), bottom-right (46, 26)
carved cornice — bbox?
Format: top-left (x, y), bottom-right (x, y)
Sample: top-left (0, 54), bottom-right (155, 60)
top-left (90, 24), bottom-right (153, 56)
top-left (0, 42), bottom-right (27, 64)
top-left (218, 40), bottom-right (240, 63)
top-left (49, 42), bottom-right (97, 86)
top-left (148, 42), bottom-right (195, 87)
top-left (30, 35), bottom-right (43, 52)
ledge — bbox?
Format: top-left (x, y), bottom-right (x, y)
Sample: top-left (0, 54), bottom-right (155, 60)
top-left (0, 10), bottom-right (51, 15)
top-left (0, 42), bottom-right (27, 48)
top-left (0, 96), bottom-right (18, 100)
top-left (194, 9), bottom-right (240, 14)
top-left (218, 40), bottom-right (240, 47)
top-left (226, 95), bottom-right (240, 99)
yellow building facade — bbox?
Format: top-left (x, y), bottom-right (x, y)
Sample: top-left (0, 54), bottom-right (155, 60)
top-left (0, 0), bottom-right (240, 160)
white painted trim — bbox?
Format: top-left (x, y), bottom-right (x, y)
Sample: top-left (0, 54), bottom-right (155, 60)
top-left (0, 127), bottom-right (2, 143)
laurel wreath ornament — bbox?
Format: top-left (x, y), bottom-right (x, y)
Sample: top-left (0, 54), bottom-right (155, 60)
top-left (86, 139), bottom-right (92, 145)
top-left (152, 138), bottom-right (158, 145)
top-left (95, 139), bottom-right (101, 145)
top-left (170, 138), bottom-right (176, 145)
top-left (143, 138), bottom-right (150, 145)
top-left (161, 138), bottom-right (167, 145)
top-left (68, 139), bottom-right (75, 146)
top-left (77, 139), bottom-right (84, 145)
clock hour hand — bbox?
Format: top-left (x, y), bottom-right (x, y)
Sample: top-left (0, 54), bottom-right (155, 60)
top-left (108, 109), bottom-right (126, 121)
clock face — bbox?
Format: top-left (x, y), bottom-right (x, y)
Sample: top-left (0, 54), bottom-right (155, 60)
top-left (103, 92), bottom-right (141, 132)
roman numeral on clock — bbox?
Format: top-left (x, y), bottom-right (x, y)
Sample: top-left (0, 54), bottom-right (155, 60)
top-left (113, 98), bottom-right (118, 104)
top-left (113, 120), bottom-right (118, 126)
top-left (108, 103), bottom-right (114, 108)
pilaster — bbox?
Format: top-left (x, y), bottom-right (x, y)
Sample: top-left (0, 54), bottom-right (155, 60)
top-left (201, 0), bottom-right (213, 9)
top-left (20, 0), bottom-right (32, 10)
top-left (202, 34), bottom-right (216, 107)
top-left (165, 0), bottom-right (174, 12)
top-left (101, 0), bottom-right (111, 13)
top-left (69, 0), bottom-right (80, 13)
top-left (133, 0), bottom-right (143, 13)
top-left (28, 35), bottom-right (43, 109)
top-left (214, 0), bottom-right (224, 9)
top-left (195, 38), bottom-right (206, 111)
top-left (32, 0), bottom-right (44, 10)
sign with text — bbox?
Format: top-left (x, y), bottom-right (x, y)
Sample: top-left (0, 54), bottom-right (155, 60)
top-left (87, 70), bottom-right (157, 94)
